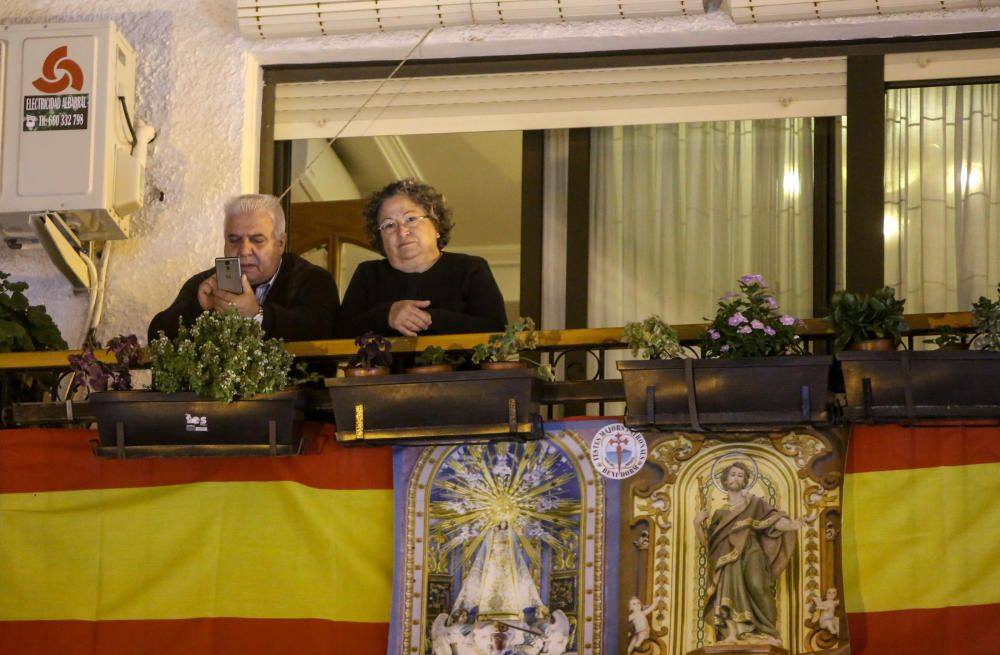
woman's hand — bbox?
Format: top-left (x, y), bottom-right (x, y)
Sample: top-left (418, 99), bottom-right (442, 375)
top-left (389, 299), bottom-right (432, 336)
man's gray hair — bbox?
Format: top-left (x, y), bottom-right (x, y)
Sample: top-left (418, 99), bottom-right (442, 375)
top-left (223, 194), bottom-right (286, 235)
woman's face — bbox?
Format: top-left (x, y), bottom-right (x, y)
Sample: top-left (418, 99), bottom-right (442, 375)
top-left (377, 193), bottom-right (441, 272)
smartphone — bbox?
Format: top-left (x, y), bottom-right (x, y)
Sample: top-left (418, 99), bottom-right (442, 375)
top-left (215, 257), bottom-right (244, 294)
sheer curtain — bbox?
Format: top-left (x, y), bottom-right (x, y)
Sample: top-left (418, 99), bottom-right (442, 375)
top-left (589, 119), bottom-right (815, 332)
top-left (885, 84), bottom-right (1000, 312)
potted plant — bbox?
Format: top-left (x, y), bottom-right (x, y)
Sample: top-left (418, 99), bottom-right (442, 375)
top-left (328, 320), bottom-right (544, 444)
top-left (623, 315), bottom-right (683, 360)
top-left (68, 334), bottom-right (142, 394)
top-left (470, 317), bottom-right (555, 380)
top-left (0, 271), bottom-right (68, 353)
top-left (923, 327), bottom-right (968, 351)
top-left (825, 287), bottom-right (908, 351)
top-left (344, 331), bottom-right (392, 377)
top-left (88, 309), bottom-right (304, 457)
top-left (618, 275), bottom-right (831, 430)
top-left (0, 270), bottom-right (68, 422)
top-left (406, 345), bottom-right (465, 374)
top-left (471, 317), bottom-right (537, 370)
top-left (837, 284), bottom-right (1000, 420)
top-left (971, 283), bottom-right (1000, 351)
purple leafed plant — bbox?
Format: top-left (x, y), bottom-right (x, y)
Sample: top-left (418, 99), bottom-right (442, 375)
top-left (348, 331), bottom-right (393, 369)
top-left (68, 334), bottom-right (142, 394)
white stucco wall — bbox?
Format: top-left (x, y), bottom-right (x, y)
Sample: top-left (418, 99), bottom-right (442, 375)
top-left (2, 0), bottom-right (999, 346)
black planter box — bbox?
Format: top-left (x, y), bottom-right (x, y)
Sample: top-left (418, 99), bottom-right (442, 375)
top-left (617, 356), bottom-right (832, 431)
top-left (838, 350), bottom-right (1000, 421)
top-left (328, 368), bottom-right (542, 445)
top-left (88, 389), bottom-right (306, 458)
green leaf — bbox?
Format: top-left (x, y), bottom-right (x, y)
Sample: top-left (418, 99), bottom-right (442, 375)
top-left (0, 271), bottom-right (67, 353)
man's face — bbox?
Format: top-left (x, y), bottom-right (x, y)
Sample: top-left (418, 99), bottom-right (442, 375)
top-left (224, 210), bottom-right (286, 285)
top-left (724, 466), bottom-right (747, 491)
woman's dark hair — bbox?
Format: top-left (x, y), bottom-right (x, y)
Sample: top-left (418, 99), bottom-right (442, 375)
top-left (362, 178), bottom-right (454, 255)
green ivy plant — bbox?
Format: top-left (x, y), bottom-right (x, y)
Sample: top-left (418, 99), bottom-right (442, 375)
top-left (623, 315), bottom-right (682, 359)
top-left (825, 287), bottom-right (908, 351)
top-left (471, 317), bottom-right (554, 381)
top-left (971, 283), bottom-right (1000, 351)
top-left (149, 309), bottom-right (294, 402)
top-left (0, 270), bottom-right (67, 353)
top-left (471, 317), bottom-right (539, 364)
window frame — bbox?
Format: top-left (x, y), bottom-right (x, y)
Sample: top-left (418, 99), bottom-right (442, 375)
top-left (259, 31), bottom-right (1000, 321)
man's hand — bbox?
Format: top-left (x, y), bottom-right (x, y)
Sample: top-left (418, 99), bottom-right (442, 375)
top-left (212, 274), bottom-right (260, 318)
top-left (197, 275), bottom-right (219, 311)
top-left (389, 299), bottom-right (432, 336)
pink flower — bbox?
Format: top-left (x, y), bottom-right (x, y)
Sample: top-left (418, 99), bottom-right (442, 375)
top-left (728, 312), bottom-right (747, 326)
top-left (764, 326), bottom-right (776, 336)
top-left (780, 315), bottom-right (796, 326)
top-left (709, 329), bottom-right (721, 340)
top-left (720, 345), bottom-right (730, 352)
top-left (738, 325), bottom-right (752, 334)
top-left (766, 296), bottom-right (778, 309)
top-left (740, 274), bottom-right (765, 286)
top-left (750, 320), bottom-right (764, 330)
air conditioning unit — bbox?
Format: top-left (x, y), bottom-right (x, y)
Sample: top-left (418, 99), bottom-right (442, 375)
top-left (0, 21), bottom-right (153, 265)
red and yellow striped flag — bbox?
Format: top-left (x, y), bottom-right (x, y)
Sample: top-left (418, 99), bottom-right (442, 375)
top-left (0, 426), bottom-right (394, 655)
top-left (843, 423), bottom-right (1000, 655)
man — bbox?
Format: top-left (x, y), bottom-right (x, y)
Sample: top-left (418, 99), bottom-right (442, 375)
top-left (148, 194), bottom-right (339, 342)
top-left (694, 460), bottom-right (800, 646)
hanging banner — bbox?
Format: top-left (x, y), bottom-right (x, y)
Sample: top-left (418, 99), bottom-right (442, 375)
top-left (0, 426), bottom-right (394, 655)
top-left (391, 420), bottom-right (852, 655)
top-left (842, 423), bottom-right (1000, 655)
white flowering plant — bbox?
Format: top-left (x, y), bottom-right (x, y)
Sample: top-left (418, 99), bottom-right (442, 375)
top-left (700, 275), bottom-right (805, 358)
top-left (150, 309), bottom-right (295, 402)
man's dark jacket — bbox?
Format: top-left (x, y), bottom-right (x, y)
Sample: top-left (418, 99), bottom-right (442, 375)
top-left (148, 252), bottom-right (339, 343)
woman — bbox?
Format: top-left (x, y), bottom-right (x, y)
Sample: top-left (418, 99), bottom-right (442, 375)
top-left (335, 179), bottom-right (507, 337)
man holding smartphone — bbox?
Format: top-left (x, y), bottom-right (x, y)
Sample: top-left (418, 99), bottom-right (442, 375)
top-left (148, 194), bottom-right (339, 342)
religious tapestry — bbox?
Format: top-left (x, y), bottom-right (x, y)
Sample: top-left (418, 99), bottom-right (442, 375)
top-left (390, 419), bottom-right (615, 655)
top-left (389, 421), bottom-right (849, 655)
top-left (618, 428), bottom-right (847, 655)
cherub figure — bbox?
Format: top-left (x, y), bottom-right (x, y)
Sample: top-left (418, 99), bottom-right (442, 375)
top-left (810, 588), bottom-right (841, 637)
top-left (627, 596), bottom-right (658, 653)
top-left (544, 609), bottom-right (571, 655)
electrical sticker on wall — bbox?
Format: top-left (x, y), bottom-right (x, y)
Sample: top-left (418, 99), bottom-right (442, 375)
top-left (22, 45), bottom-right (89, 131)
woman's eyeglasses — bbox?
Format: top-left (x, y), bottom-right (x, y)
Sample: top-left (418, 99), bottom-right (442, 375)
top-left (377, 215), bottom-right (430, 234)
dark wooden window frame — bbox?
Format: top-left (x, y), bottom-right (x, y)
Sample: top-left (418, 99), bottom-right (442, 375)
top-left (259, 31), bottom-right (1000, 321)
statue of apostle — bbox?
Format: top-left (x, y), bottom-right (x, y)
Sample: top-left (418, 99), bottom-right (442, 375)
top-left (694, 460), bottom-right (801, 646)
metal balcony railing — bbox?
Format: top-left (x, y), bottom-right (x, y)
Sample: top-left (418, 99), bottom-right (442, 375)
top-left (0, 311), bottom-right (976, 427)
